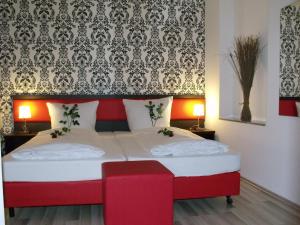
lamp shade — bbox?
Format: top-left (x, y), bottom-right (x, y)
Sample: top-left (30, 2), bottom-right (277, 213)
top-left (193, 104), bottom-right (204, 117)
top-left (19, 106), bottom-right (31, 119)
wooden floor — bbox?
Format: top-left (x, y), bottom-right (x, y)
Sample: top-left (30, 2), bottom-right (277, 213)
top-left (6, 179), bottom-right (300, 225)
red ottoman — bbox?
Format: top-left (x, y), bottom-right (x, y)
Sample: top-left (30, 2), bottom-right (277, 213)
top-left (102, 160), bottom-right (174, 225)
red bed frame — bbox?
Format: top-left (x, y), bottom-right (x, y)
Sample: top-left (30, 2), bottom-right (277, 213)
top-left (4, 95), bottom-right (240, 209)
top-left (4, 172), bottom-right (240, 207)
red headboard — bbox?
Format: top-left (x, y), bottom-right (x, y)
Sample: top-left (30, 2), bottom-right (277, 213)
top-left (279, 98), bottom-right (299, 117)
top-left (13, 96), bottom-right (205, 122)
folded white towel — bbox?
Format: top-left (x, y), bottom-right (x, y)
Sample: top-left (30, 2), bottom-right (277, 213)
top-left (11, 128), bottom-right (106, 160)
top-left (12, 143), bottom-right (105, 160)
top-left (151, 139), bottom-right (228, 156)
top-left (132, 127), bottom-right (229, 157)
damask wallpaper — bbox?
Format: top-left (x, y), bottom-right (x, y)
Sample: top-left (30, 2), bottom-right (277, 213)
top-left (280, 4), bottom-right (300, 97)
top-left (0, 0), bottom-right (205, 133)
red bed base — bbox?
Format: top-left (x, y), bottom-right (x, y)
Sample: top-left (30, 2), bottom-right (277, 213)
top-left (4, 172), bottom-right (240, 208)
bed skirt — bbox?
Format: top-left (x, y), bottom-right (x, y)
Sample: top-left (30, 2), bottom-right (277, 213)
top-left (4, 180), bottom-right (103, 207)
top-left (4, 172), bottom-right (240, 207)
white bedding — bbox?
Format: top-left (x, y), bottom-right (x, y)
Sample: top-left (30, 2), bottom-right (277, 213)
top-left (3, 131), bottom-right (126, 182)
top-left (114, 130), bottom-right (240, 177)
top-left (3, 128), bottom-right (240, 182)
top-left (132, 127), bottom-right (228, 156)
top-left (11, 129), bottom-right (105, 160)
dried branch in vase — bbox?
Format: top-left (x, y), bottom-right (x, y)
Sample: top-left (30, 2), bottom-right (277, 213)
top-left (229, 36), bottom-right (261, 122)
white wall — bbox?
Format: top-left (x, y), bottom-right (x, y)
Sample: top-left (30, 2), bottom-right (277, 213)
top-left (0, 113), bottom-right (5, 223)
top-left (0, 143), bottom-right (5, 224)
top-left (206, 0), bottom-right (300, 205)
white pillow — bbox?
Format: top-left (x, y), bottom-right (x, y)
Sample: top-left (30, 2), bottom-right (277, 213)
top-left (123, 97), bottom-right (173, 131)
top-left (46, 101), bottom-right (99, 130)
top-left (296, 102), bottom-right (300, 117)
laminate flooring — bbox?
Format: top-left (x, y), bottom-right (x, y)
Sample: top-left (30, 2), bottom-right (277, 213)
top-left (6, 179), bottom-right (300, 225)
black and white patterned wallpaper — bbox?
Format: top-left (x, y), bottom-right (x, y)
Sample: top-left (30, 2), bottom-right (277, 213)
top-left (0, 0), bottom-right (205, 133)
top-left (280, 4), bottom-right (300, 97)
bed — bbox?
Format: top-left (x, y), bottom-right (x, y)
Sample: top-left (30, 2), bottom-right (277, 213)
top-left (3, 95), bottom-right (240, 212)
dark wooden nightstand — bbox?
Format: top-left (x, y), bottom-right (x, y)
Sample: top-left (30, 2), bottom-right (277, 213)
top-left (2, 132), bottom-right (37, 156)
top-left (189, 128), bottom-right (215, 140)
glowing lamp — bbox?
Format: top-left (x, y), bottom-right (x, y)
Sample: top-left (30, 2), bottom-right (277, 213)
top-left (192, 104), bottom-right (205, 130)
top-left (19, 106), bottom-right (31, 133)
top-left (193, 104), bottom-right (205, 117)
top-left (19, 106), bottom-right (31, 119)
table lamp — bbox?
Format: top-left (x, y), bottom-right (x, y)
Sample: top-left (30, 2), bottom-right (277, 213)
top-left (19, 106), bottom-right (31, 133)
top-left (191, 103), bottom-right (205, 130)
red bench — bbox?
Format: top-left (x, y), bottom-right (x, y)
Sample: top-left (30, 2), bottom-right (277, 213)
top-left (102, 160), bottom-right (174, 225)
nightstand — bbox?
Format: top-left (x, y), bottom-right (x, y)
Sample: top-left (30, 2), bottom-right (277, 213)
top-left (190, 128), bottom-right (215, 140)
top-left (2, 132), bottom-right (37, 156)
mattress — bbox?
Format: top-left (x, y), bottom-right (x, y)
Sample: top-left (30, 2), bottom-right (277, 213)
top-left (3, 132), bottom-right (126, 182)
top-left (3, 129), bottom-right (240, 182)
top-left (114, 132), bottom-right (240, 177)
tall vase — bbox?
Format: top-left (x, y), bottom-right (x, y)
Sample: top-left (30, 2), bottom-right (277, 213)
top-left (241, 92), bottom-right (251, 122)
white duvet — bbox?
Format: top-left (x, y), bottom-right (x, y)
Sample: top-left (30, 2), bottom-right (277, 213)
top-left (132, 127), bottom-right (228, 156)
top-left (11, 128), bottom-right (105, 160)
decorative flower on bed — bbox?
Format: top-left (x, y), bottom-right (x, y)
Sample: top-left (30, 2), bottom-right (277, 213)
top-left (50, 104), bottom-right (80, 138)
top-left (144, 101), bottom-right (173, 137)
top-left (145, 101), bottom-right (164, 127)
top-left (158, 128), bottom-right (174, 137)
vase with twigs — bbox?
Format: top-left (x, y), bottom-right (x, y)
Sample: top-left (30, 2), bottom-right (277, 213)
top-left (229, 36), bottom-right (261, 122)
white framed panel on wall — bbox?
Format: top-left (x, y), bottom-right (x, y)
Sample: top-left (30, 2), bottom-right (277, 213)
top-left (0, 111), bottom-right (5, 224)
top-left (0, 152), bottom-right (5, 225)
top-left (0, 133), bottom-right (4, 224)
top-left (218, 0), bottom-right (267, 124)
